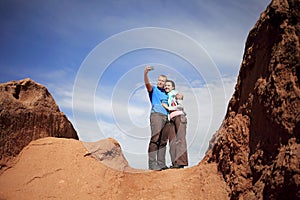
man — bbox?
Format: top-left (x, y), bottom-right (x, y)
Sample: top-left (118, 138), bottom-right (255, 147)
top-left (144, 66), bottom-right (168, 170)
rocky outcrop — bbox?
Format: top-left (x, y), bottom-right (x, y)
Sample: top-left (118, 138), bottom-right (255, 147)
top-left (0, 137), bottom-right (229, 200)
top-left (83, 138), bottom-right (135, 172)
top-left (0, 78), bottom-right (78, 169)
top-left (204, 0), bottom-right (300, 199)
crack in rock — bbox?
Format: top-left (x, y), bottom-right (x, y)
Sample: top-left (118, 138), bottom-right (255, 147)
top-left (25, 168), bottom-right (63, 185)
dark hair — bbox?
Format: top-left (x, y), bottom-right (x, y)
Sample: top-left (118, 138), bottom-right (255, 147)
top-left (166, 79), bottom-right (175, 89)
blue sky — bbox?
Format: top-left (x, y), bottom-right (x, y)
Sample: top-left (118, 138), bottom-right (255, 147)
top-left (0, 0), bottom-right (271, 169)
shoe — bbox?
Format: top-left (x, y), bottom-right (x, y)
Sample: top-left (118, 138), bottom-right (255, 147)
top-left (149, 164), bottom-right (161, 171)
top-left (160, 166), bottom-right (169, 170)
top-left (170, 164), bottom-right (184, 169)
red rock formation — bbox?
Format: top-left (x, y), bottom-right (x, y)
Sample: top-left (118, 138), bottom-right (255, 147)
top-left (0, 137), bottom-right (229, 199)
top-left (204, 0), bottom-right (300, 199)
top-left (0, 78), bottom-right (78, 169)
top-left (83, 138), bottom-right (135, 172)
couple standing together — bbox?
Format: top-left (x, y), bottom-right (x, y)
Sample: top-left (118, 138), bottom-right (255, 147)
top-left (144, 66), bottom-right (188, 170)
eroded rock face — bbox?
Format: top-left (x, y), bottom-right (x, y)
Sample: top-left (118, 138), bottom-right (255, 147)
top-left (205, 0), bottom-right (300, 199)
top-left (0, 78), bottom-right (78, 168)
top-left (83, 138), bottom-right (134, 172)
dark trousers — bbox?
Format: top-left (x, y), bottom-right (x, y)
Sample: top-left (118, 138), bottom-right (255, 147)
top-left (157, 121), bottom-right (174, 167)
top-left (148, 113), bottom-right (167, 168)
top-left (169, 114), bottom-right (188, 166)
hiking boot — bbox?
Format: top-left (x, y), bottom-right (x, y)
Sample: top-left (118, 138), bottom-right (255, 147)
top-left (160, 166), bottom-right (169, 170)
top-left (149, 164), bottom-right (161, 171)
top-left (170, 164), bottom-right (184, 169)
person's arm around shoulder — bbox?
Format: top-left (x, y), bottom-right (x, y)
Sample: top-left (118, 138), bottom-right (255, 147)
top-left (144, 66), bottom-right (153, 92)
top-left (162, 103), bottom-right (169, 110)
top-left (161, 102), bottom-right (183, 111)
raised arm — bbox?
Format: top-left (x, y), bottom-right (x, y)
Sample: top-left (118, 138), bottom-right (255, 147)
top-left (144, 66), bottom-right (152, 92)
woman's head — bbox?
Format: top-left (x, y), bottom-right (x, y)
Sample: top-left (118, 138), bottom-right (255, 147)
top-left (164, 80), bottom-right (175, 93)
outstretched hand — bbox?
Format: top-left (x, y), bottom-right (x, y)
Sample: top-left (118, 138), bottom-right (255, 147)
top-left (144, 66), bottom-right (152, 74)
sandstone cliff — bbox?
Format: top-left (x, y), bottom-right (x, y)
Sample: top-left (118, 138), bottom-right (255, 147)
top-left (204, 0), bottom-right (300, 199)
top-left (0, 78), bottom-right (78, 169)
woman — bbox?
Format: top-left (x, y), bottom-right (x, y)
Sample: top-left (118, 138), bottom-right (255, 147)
top-left (162, 80), bottom-right (188, 169)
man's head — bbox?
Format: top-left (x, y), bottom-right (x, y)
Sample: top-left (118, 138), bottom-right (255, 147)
top-left (164, 79), bottom-right (175, 93)
top-left (157, 75), bottom-right (167, 89)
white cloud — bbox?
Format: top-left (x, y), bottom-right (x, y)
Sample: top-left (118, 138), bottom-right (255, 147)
top-left (20, 0), bottom-right (269, 74)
